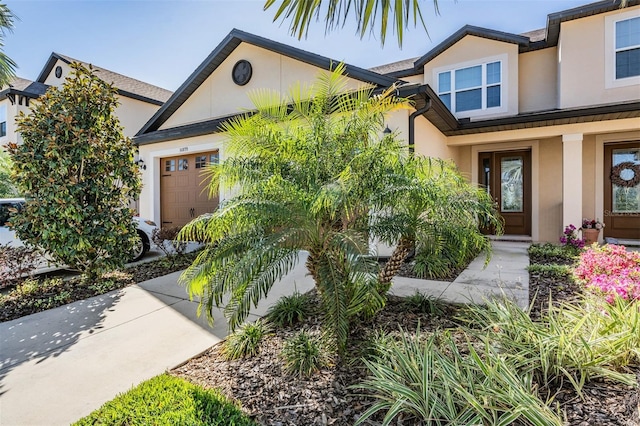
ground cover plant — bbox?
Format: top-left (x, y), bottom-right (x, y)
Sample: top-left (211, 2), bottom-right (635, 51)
top-left (73, 373), bottom-right (256, 426)
top-left (172, 243), bottom-right (639, 426)
top-left (0, 251), bottom-right (198, 323)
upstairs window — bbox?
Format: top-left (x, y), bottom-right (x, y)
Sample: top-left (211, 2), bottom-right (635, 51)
top-left (0, 105), bottom-right (6, 137)
top-left (437, 60), bottom-right (502, 116)
top-left (615, 16), bottom-right (640, 80)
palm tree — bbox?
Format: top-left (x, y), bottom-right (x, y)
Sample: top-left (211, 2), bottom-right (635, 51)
top-left (264, 0), bottom-right (438, 47)
top-left (179, 65), bottom-right (500, 354)
top-left (0, 4), bottom-right (16, 87)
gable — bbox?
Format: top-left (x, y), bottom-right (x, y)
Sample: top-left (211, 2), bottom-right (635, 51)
top-left (160, 42), bottom-right (373, 130)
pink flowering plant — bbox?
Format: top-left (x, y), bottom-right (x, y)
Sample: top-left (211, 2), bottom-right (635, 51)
top-left (573, 244), bottom-right (640, 303)
top-left (581, 218), bottom-right (605, 230)
top-left (559, 224), bottom-right (584, 250)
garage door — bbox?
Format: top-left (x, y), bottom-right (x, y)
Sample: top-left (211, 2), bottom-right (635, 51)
top-left (160, 151), bottom-right (219, 228)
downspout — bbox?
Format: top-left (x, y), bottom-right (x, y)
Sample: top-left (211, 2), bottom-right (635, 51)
top-left (408, 91), bottom-right (431, 154)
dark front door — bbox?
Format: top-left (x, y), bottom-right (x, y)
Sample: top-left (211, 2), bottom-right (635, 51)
top-left (604, 142), bottom-right (640, 240)
top-left (479, 150), bottom-right (532, 236)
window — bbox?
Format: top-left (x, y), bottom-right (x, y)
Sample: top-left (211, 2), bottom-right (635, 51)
top-left (615, 16), bottom-right (640, 80)
top-left (195, 156), bottom-right (207, 169)
top-left (178, 158), bottom-right (188, 171)
top-left (437, 60), bottom-right (502, 115)
top-left (165, 159), bottom-right (175, 172)
top-left (210, 152), bottom-right (219, 165)
top-left (0, 104), bottom-right (6, 137)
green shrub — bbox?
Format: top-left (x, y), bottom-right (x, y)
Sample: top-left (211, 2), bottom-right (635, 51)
top-left (266, 291), bottom-right (313, 327)
top-left (526, 264), bottom-right (573, 280)
top-left (528, 243), bottom-right (579, 265)
top-left (463, 296), bottom-right (639, 393)
top-left (73, 374), bottom-right (256, 425)
top-left (413, 223), bottom-right (489, 280)
top-left (281, 330), bottom-right (332, 377)
top-left (220, 320), bottom-right (269, 360)
top-left (354, 330), bottom-right (562, 426)
top-left (401, 291), bottom-right (444, 315)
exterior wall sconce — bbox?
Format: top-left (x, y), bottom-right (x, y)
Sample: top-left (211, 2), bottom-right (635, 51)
top-left (383, 125), bottom-right (392, 134)
top-left (135, 159), bottom-right (146, 170)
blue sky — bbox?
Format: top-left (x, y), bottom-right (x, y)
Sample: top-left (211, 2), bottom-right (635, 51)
top-left (5, 0), bottom-right (589, 91)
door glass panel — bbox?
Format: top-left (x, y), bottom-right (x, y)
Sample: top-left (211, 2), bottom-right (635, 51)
top-left (195, 156), bottom-right (207, 169)
top-left (482, 158), bottom-right (491, 194)
top-left (178, 158), bottom-right (188, 171)
top-left (612, 147), bottom-right (640, 213)
top-left (165, 159), bottom-right (175, 172)
top-left (501, 157), bottom-right (523, 212)
top-left (210, 152), bottom-right (220, 165)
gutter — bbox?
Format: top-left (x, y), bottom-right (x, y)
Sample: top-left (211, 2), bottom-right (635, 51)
top-left (407, 88), bottom-right (432, 154)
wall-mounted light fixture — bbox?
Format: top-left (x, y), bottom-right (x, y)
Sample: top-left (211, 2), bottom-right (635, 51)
top-left (135, 159), bottom-right (146, 170)
top-left (383, 125), bottom-right (392, 135)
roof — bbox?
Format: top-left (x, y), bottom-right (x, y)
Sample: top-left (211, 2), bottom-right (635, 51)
top-left (371, 0), bottom-right (639, 78)
top-left (0, 77), bottom-right (49, 99)
top-left (136, 29), bottom-right (402, 136)
top-left (36, 53), bottom-right (173, 106)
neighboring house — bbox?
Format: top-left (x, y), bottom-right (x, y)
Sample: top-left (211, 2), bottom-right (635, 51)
top-left (134, 0), bottom-right (639, 243)
top-left (0, 52), bottom-right (173, 145)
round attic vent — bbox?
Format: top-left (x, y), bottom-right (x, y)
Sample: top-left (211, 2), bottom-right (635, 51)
top-left (232, 60), bottom-right (252, 86)
top-left (55, 66), bottom-right (62, 78)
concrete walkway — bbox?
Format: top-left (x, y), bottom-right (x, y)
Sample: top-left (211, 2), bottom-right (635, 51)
top-left (0, 243), bottom-right (529, 425)
top-left (390, 241), bottom-right (530, 309)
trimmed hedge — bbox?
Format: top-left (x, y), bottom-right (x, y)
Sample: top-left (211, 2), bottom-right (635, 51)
top-left (73, 374), bottom-right (256, 426)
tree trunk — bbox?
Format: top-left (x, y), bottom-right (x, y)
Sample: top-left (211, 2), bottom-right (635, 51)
top-left (377, 236), bottom-right (414, 294)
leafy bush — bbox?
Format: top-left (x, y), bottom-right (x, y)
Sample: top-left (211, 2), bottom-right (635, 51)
top-left (526, 264), bottom-right (572, 280)
top-left (413, 223), bottom-right (489, 280)
top-left (266, 291), bottom-right (314, 327)
top-left (73, 374), bottom-right (256, 426)
top-left (0, 149), bottom-right (17, 198)
top-left (354, 330), bottom-right (562, 426)
top-left (152, 226), bottom-right (187, 262)
top-left (463, 297), bottom-right (639, 393)
top-left (220, 320), bottom-right (269, 360)
top-left (8, 63), bottom-right (141, 278)
top-left (528, 243), bottom-right (579, 265)
top-left (573, 244), bottom-right (640, 302)
top-left (0, 243), bottom-right (40, 286)
top-left (281, 330), bottom-right (332, 377)
top-left (401, 291), bottom-right (444, 315)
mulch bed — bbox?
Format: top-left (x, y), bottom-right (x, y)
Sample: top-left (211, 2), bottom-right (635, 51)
top-left (171, 253), bottom-right (640, 426)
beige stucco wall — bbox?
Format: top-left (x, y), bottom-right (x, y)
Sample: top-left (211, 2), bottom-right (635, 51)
top-left (519, 48), bottom-right (558, 113)
top-left (538, 137), bottom-right (563, 242)
top-left (0, 98), bottom-right (38, 145)
top-left (558, 5), bottom-right (640, 109)
top-left (422, 36), bottom-right (519, 119)
top-left (161, 43), bottom-right (371, 130)
top-left (581, 135), bottom-right (597, 222)
top-left (413, 116), bottom-right (459, 163)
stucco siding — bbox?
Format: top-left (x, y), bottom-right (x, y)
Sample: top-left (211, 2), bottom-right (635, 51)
top-left (161, 43), bottom-right (370, 130)
top-left (519, 48), bottom-right (558, 113)
top-left (413, 116), bottom-right (459, 162)
top-left (538, 137), bottom-right (563, 242)
top-left (558, 6), bottom-right (640, 109)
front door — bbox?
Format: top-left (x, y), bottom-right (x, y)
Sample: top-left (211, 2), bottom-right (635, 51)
top-left (604, 142), bottom-right (640, 240)
top-left (160, 151), bottom-right (220, 228)
top-left (479, 150), bottom-right (532, 235)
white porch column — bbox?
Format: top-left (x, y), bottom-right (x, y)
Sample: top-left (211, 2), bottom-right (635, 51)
top-left (562, 133), bottom-right (583, 230)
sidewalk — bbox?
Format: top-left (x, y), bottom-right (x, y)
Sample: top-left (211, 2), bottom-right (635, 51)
top-left (0, 254), bottom-right (313, 426)
top-left (0, 243), bottom-right (529, 425)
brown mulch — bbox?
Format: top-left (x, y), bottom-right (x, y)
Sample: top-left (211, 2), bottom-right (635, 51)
top-left (171, 255), bottom-right (640, 426)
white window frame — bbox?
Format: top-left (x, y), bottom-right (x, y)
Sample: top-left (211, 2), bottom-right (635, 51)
top-left (605, 9), bottom-right (640, 89)
top-left (433, 54), bottom-right (508, 120)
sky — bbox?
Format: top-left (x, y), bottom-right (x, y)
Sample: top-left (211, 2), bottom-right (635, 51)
top-left (4, 0), bottom-right (591, 91)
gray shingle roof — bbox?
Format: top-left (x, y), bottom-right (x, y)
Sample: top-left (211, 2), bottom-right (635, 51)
top-left (369, 57), bottom-right (418, 75)
top-left (37, 53), bottom-right (173, 105)
top-left (4, 77), bottom-right (49, 97)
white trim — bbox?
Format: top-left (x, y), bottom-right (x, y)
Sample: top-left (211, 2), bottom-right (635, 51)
top-left (562, 134), bottom-right (583, 234)
top-left (433, 53), bottom-right (509, 120)
top-left (470, 140), bottom-right (539, 241)
top-left (605, 8), bottom-right (640, 89)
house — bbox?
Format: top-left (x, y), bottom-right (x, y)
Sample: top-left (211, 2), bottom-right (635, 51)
top-left (0, 53), bottom-right (173, 145)
top-left (134, 0), bottom-right (639, 243)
